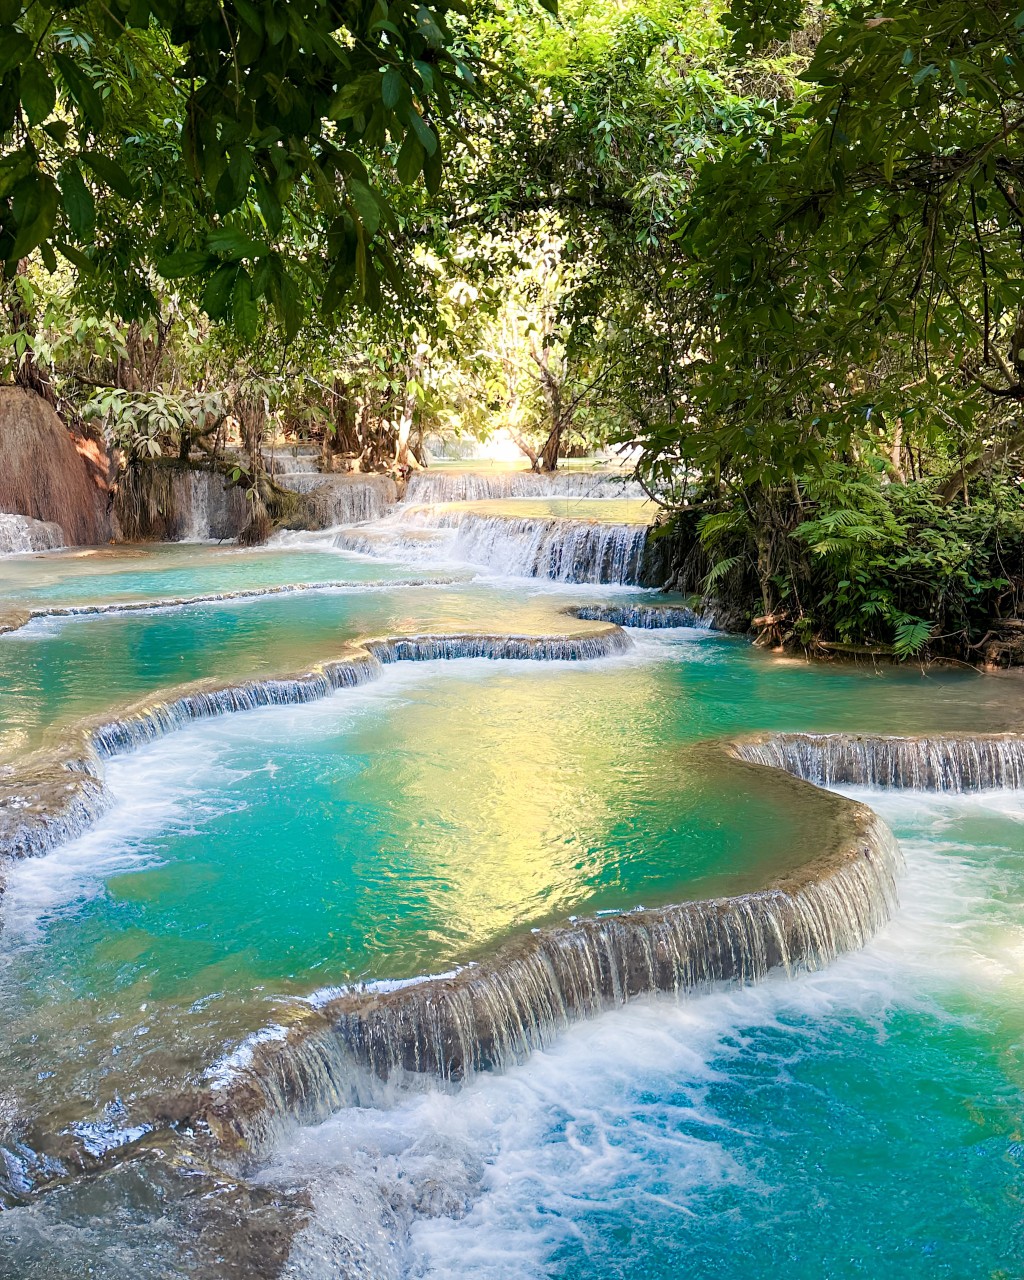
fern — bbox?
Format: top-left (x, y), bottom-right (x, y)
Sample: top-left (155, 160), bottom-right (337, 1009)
top-left (892, 616), bottom-right (933, 658)
top-left (704, 554), bottom-right (743, 589)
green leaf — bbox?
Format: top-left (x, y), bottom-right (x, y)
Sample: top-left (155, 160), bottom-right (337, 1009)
top-left (408, 110), bottom-right (437, 156)
top-left (0, 0), bottom-right (23, 24)
top-left (347, 178), bottom-right (380, 236)
top-left (253, 170), bottom-right (282, 235)
top-left (414, 6), bottom-right (444, 47)
top-left (10, 171), bottom-right (58, 258)
top-left (235, 0), bottom-right (263, 35)
top-left (206, 228), bottom-right (267, 258)
top-left (54, 239), bottom-right (94, 274)
top-left (265, 5), bottom-right (287, 45)
top-left (42, 119), bottom-right (69, 145)
top-left (328, 74), bottom-right (379, 121)
top-left (273, 264), bottom-right (303, 341)
top-left (414, 60), bottom-right (435, 93)
top-left (81, 152), bottom-right (136, 200)
top-left (53, 52), bottom-right (105, 128)
top-left (232, 266), bottom-right (259, 339)
top-left (395, 131), bottom-right (424, 184)
top-left (0, 29), bottom-right (30, 78)
top-left (423, 138), bottom-right (442, 193)
top-left (157, 250), bottom-right (212, 277)
top-left (20, 59), bottom-right (55, 125)
top-left (59, 160), bottom-right (95, 237)
top-left (381, 67), bottom-right (404, 109)
top-left (202, 263), bottom-right (237, 319)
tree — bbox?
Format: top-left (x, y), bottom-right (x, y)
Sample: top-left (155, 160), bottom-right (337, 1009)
top-left (640, 0), bottom-right (1024, 496)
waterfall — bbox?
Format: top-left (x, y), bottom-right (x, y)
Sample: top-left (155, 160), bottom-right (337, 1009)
top-left (0, 513), bottom-right (65, 555)
top-left (287, 475), bottom-right (399, 527)
top-left (266, 448), bottom-right (320, 479)
top-left (166, 470), bottom-right (247, 542)
top-left (404, 470), bottom-right (646, 503)
top-left (202, 808), bottom-right (902, 1156)
top-left (453, 514), bottom-right (651, 584)
top-left (569, 603), bottom-right (707, 628)
top-left (733, 732), bottom-right (1024, 791)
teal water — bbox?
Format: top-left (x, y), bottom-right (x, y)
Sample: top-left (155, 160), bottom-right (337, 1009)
top-left (0, 543), bottom-right (424, 608)
top-left (268, 790), bottom-right (1024, 1279)
top-left (1, 542), bottom-right (1024, 1275)
top-left (0, 574), bottom-right (668, 755)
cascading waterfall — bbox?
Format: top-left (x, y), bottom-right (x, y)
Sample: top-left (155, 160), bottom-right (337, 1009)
top-left (734, 732), bottom-right (1024, 791)
top-left (404, 470), bottom-right (646, 503)
top-left (287, 474), bottom-right (399, 526)
top-left (171, 469), bottom-right (211, 542)
top-left (569, 603), bottom-right (707, 628)
top-left (453, 513), bottom-right (651, 584)
top-left (0, 513), bottom-right (65, 555)
top-left (202, 807), bottom-right (902, 1156)
top-left (165, 469), bottom-right (247, 541)
top-left (266, 448), bottom-right (320, 479)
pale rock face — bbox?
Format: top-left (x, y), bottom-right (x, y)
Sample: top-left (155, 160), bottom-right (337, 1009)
top-left (0, 512), bottom-right (65, 555)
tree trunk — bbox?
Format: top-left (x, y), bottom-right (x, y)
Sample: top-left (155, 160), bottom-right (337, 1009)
top-left (890, 419), bottom-right (905, 482)
top-left (538, 420), bottom-right (563, 472)
top-left (939, 425), bottom-right (1024, 504)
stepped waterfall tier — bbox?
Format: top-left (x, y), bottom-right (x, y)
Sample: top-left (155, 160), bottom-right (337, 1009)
top-left (203, 804), bottom-right (901, 1156)
top-left (2, 485), bottom-right (1024, 1278)
top-left (404, 468), bottom-right (647, 502)
top-left (735, 731), bottom-right (1024, 791)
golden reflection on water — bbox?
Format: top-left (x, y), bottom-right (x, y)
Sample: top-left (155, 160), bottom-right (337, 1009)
top-left (343, 662), bottom-right (668, 956)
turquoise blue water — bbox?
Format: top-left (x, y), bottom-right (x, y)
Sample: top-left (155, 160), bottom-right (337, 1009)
top-left (1, 542), bottom-right (1023, 1275)
top-left (269, 791), bottom-right (1024, 1280)
top-left (0, 543), bottom-right (425, 607)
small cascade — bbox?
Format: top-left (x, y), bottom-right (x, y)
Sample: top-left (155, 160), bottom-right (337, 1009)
top-left (288, 474), bottom-right (399, 527)
top-left (0, 513), bottom-right (65, 555)
top-left (405, 470), bottom-right (646, 503)
top-left (570, 603), bottom-right (707, 628)
top-left (366, 631), bottom-right (631, 664)
top-left (453, 514), bottom-right (650, 584)
top-left (734, 732), bottom-right (1024, 791)
top-left (267, 447), bottom-right (320, 482)
top-left (171, 469), bottom-right (210, 541)
top-left (165, 470), bottom-right (247, 542)
top-left (204, 810), bottom-right (902, 1155)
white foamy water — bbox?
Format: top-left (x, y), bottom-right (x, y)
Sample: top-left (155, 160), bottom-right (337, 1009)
top-left (262, 786), bottom-right (1024, 1279)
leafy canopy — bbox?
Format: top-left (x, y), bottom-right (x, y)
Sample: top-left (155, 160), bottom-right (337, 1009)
top-left (0, 0), bottom-right (516, 333)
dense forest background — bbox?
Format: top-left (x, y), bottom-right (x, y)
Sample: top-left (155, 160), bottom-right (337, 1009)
top-left (3, 0), bottom-right (1024, 663)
